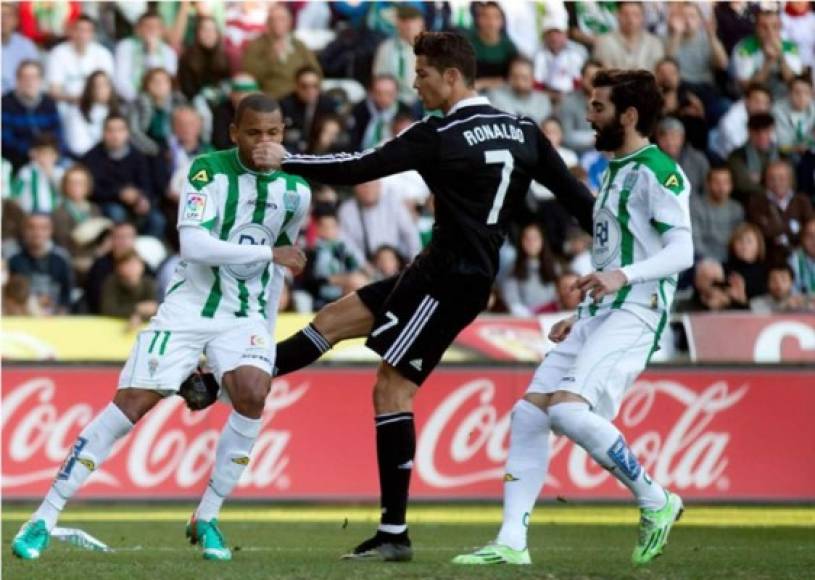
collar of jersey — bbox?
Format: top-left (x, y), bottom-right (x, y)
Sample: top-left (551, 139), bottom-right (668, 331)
top-left (608, 143), bottom-right (656, 166)
top-left (446, 95), bottom-right (491, 116)
top-left (233, 148), bottom-right (280, 177)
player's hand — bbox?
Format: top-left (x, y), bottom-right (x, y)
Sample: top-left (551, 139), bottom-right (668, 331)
top-left (272, 245), bottom-right (306, 274)
top-left (252, 142), bottom-right (287, 170)
top-left (574, 270), bottom-right (628, 303)
top-left (549, 315), bottom-right (576, 343)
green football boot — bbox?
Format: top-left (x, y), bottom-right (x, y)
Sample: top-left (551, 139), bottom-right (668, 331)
top-left (632, 491), bottom-right (684, 565)
top-left (452, 543), bottom-right (531, 565)
top-left (186, 514), bottom-right (232, 561)
top-left (12, 519), bottom-right (50, 560)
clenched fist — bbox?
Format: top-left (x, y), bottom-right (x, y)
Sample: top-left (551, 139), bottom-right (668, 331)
top-left (273, 245), bottom-right (306, 274)
top-left (252, 142), bottom-right (287, 171)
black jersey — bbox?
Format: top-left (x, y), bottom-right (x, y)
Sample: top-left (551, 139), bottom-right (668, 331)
top-left (282, 97), bottom-right (595, 278)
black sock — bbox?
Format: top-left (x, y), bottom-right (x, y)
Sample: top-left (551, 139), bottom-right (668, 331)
top-left (375, 412), bottom-right (415, 530)
top-left (273, 323), bottom-right (331, 376)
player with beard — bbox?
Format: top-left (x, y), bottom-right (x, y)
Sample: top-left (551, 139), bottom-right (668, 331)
top-left (453, 69), bottom-right (694, 566)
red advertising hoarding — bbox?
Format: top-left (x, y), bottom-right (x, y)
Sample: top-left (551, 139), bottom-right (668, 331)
top-left (2, 366), bottom-right (814, 500)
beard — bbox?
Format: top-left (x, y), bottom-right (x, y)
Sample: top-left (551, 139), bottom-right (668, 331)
top-left (593, 115), bottom-right (626, 152)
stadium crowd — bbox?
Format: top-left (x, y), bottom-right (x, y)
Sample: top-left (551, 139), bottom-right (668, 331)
top-left (2, 0), bottom-right (815, 325)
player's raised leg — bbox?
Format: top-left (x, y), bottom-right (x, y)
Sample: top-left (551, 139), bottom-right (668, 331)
top-left (12, 389), bottom-right (161, 560)
top-left (186, 365), bottom-right (270, 561)
top-left (342, 363), bottom-right (417, 562)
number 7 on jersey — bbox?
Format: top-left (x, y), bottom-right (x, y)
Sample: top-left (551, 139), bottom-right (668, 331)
top-left (484, 149), bottom-right (514, 225)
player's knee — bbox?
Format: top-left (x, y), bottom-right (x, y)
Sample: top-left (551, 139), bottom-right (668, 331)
top-left (112, 389), bottom-right (162, 423)
top-left (313, 301), bottom-right (344, 344)
top-left (373, 365), bottom-right (415, 413)
top-left (547, 399), bottom-right (589, 437)
top-left (226, 369), bottom-right (271, 418)
top-left (522, 393), bottom-right (550, 413)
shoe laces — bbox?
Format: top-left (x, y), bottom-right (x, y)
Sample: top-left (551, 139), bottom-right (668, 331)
top-left (638, 514), bottom-right (656, 545)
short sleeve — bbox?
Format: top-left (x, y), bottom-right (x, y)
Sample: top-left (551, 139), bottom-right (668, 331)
top-left (732, 43), bottom-right (756, 81)
top-left (177, 158), bottom-right (218, 230)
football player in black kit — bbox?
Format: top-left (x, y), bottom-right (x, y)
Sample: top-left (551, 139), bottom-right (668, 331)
top-left (182, 31), bottom-right (595, 562)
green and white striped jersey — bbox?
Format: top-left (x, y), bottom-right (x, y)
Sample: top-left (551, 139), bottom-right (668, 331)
top-left (8, 163), bottom-right (63, 213)
top-left (162, 148), bottom-right (310, 321)
top-left (578, 144), bottom-right (691, 331)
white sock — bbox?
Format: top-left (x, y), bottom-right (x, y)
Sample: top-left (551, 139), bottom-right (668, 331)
top-left (496, 400), bottom-right (552, 551)
top-left (33, 403), bottom-right (133, 530)
top-left (548, 402), bottom-right (666, 509)
top-left (196, 410), bottom-right (262, 521)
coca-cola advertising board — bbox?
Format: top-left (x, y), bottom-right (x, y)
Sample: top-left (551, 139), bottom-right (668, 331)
top-left (3, 366), bottom-right (814, 500)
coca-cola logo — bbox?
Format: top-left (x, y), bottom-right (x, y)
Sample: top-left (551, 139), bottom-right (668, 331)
top-left (1, 377), bottom-right (308, 491)
top-left (416, 378), bottom-right (748, 492)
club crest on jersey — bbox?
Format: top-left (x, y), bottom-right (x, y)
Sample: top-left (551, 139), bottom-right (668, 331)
top-left (283, 191), bottom-right (300, 213)
top-left (148, 357), bottom-right (159, 377)
top-left (183, 193), bottom-right (206, 221)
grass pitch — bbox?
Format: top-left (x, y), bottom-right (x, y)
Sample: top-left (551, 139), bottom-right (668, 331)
top-left (2, 503), bottom-right (813, 579)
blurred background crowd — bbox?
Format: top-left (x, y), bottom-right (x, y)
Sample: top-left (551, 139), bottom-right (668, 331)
top-left (2, 0), bottom-right (815, 328)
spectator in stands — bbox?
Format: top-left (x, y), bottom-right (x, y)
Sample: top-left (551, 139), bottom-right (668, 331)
top-left (16, 0), bottom-right (80, 47)
top-left (681, 258), bottom-right (732, 312)
top-left (750, 263), bottom-right (810, 313)
top-left (82, 114), bottom-right (164, 239)
top-left (9, 134), bottom-right (64, 215)
top-left (711, 82), bottom-right (772, 161)
top-left (9, 213), bottom-right (73, 315)
top-left (210, 74), bottom-right (258, 150)
top-left (554, 271), bottom-right (582, 312)
top-left (664, 2), bottom-right (729, 122)
top-left (177, 15), bottom-right (231, 101)
top-left (129, 68), bottom-right (188, 156)
top-left (306, 114), bottom-right (349, 156)
top-left (540, 117), bottom-right (578, 168)
top-left (373, 5), bottom-right (425, 106)
top-left (713, 1), bottom-right (756, 57)
top-left (280, 66), bottom-right (340, 154)
top-left (2, 60), bottom-right (63, 171)
top-left (789, 216), bottom-right (815, 297)
top-left (371, 245), bottom-right (405, 280)
top-left (568, 1), bottom-right (619, 51)
top-left (242, 3), bottom-right (322, 100)
top-left (62, 71), bottom-right (121, 158)
top-left (731, 8), bottom-right (802, 99)
top-left (654, 57), bottom-right (708, 152)
top-left (100, 249), bottom-right (157, 325)
top-left (114, 12), bottom-right (178, 102)
top-left (593, 1), bottom-right (664, 71)
top-left (223, 0), bottom-right (269, 71)
top-left (489, 57), bottom-right (552, 124)
top-left (727, 113), bottom-right (780, 203)
top-left (725, 222), bottom-right (768, 307)
top-left (2, 257), bottom-right (36, 316)
top-left (348, 74), bottom-right (411, 151)
top-left (379, 114), bottom-right (431, 210)
top-left (557, 59), bottom-right (602, 155)
top-left (747, 159), bottom-right (814, 263)
top-left (500, 223), bottom-right (560, 316)
top-left (1, 3), bottom-right (39, 95)
top-left (781, 1), bottom-right (815, 71)
top-left (338, 179), bottom-right (421, 267)
top-left (301, 207), bottom-right (367, 310)
top-left (468, 2), bottom-right (518, 91)
top-left (772, 75), bottom-right (815, 157)
top-left (167, 106), bottom-right (209, 177)
top-left (655, 116), bottom-right (709, 198)
top-left (52, 164), bottom-right (102, 257)
top-left (85, 221), bottom-right (137, 314)
top-left (1, 196), bottom-right (26, 259)
top-left (532, 11), bottom-right (588, 100)
top-left (46, 15), bottom-right (114, 104)
top-left (691, 166), bottom-right (744, 263)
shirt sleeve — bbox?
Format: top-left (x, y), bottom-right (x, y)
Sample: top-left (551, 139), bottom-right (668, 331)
top-left (530, 127), bottom-right (595, 233)
top-left (731, 42), bottom-right (756, 82)
top-left (177, 158), bottom-right (219, 230)
top-left (281, 121), bottom-right (438, 185)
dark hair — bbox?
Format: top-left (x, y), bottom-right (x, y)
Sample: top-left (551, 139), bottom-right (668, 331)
top-left (31, 133), bottom-right (59, 151)
top-left (178, 16), bottom-right (230, 99)
top-left (768, 263), bottom-right (794, 278)
top-left (706, 165), bottom-right (732, 180)
top-left (581, 59), bottom-right (603, 75)
top-left (789, 73), bottom-right (813, 89)
top-left (508, 55), bottom-right (534, 73)
top-left (513, 223), bottom-right (558, 283)
top-left (370, 73), bottom-right (399, 90)
top-left (413, 31), bottom-right (477, 87)
top-left (747, 112), bottom-right (775, 131)
top-left (140, 67), bottom-right (174, 93)
top-left (656, 56), bottom-right (680, 70)
top-left (234, 93), bottom-right (281, 125)
top-left (79, 70), bottom-right (120, 123)
top-left (74, 14), bottom-right (96, 28)
top-left (114, 248), bottom-right (143, 268)
top-left (295, 65), bottom-right (322, 81)
top-left (592, 69), bottom-right (664, 137)
top-left (137, 12), bottom-right (161, 26)
top-left (745, 81), bottom-right (772, 99)
top-left (16, 59), bottom-right (43, 77)
top-left (104, 113), bottom-right (129, 129)
top-left (312, 203), bottom-right (337, 220)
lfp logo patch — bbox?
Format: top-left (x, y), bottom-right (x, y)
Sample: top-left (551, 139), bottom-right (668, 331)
top-left (184, 193), bottom-right (207, 221)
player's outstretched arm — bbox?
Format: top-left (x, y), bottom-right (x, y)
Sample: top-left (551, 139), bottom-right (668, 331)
top-left (179, 226), bottom-right (276, 266)
top-left (256, 123), bottom-right (438, 186)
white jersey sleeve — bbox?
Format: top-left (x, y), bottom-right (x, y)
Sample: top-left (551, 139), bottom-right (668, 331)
top-left (177, 161), bottom-right (220, 230)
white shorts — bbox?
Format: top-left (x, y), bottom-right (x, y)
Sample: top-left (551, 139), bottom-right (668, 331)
top-left (527, 310), bottom-right (655, 420)
top-left (118, 317), bottom-right (275, 396)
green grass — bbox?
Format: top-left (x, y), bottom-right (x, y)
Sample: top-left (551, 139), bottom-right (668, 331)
top-left (3, 503), bottom-right (813, 579)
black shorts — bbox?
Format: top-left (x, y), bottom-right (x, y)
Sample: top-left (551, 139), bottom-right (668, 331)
top-left (357, 264), bottom-right (492, 385)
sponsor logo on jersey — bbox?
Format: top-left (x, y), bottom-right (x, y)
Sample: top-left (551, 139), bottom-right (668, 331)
top-left (224, 223), bottom-right (274, 280)
top-left (250, 334), bottom-right (266, 347)
top-left (409, 358), bottom-right (423, 371)
top-left (504, 473), bottom-right (519, 482)
top-left (183, 193), bottom-right (207, 221)
top-left (231, 456), bottom-right (250, 466)
top-left (77, 457), bottom-right (96, 472)
top-left (592, 207), bottom-right (621, 269)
